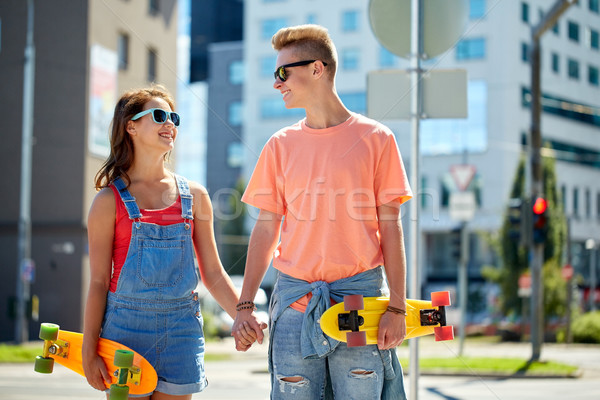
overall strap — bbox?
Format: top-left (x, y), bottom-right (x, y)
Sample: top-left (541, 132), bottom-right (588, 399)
top-left (175, 174), bottom-right (194, 220)
top-left (113, 177), bottom-right (143, 220)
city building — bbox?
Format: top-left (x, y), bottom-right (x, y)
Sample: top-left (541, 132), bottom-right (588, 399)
top-left (0, 0), bottom-right (178, 341)
top-left (242, 0), bottom-right (600, 309)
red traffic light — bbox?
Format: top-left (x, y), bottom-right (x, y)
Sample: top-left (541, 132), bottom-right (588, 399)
top-left (532, 197), bottom-right (547, 215)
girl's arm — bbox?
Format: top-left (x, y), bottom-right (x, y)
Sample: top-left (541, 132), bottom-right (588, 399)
top-left (82, 188), bottom-right (115, 391)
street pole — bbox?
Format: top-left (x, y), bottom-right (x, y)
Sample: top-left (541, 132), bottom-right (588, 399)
top-left (529, 0), bottom-right (575, 362)
top-left (587, 240), bottom-right (597, 312)
top-left (408, 0), bottom-right (422, 399)
top-left (565, 218), bottom-right (573, 344)
top-left (458, 221), bottom-right (469, 356)
top-left (15, 0), bottom-right (36, 344)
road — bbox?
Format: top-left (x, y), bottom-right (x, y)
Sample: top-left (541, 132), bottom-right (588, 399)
top-left (2, 339), bottom-right (599, 400)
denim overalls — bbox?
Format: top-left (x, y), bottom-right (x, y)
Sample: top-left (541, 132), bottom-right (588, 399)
top-left (100, 175), bottom-right (207, 396)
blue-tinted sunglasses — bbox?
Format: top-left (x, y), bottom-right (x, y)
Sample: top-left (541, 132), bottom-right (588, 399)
top-left (131, 108), bottom-right (180, 127)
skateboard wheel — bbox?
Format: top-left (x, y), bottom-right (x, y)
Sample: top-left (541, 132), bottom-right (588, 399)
top-left (34, 356), bottom-right (54, 373)
top-left (114, 350), bottom-right (134, 368)
top-left (39, 323), bottom-right (60, 341)
top-left (109, 384), bottom-right (129, 400)
top-left (343, 295), bottom-right (364, 311)
top-left (431, 291), bottom-right (451, 307)
top-left (434, 326), bottom-right (454, 341)
top-left (346, 331), bottom-right (367, 347)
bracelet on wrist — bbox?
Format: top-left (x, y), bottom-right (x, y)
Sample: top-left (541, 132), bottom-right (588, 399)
top-left (386, 305), bottom-right (407, 316)
top-left (236, 301), bottom-right (256, 312)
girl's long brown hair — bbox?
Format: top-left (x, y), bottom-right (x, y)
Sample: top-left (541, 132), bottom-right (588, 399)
top-left (94, 85), bottom-right (176, 190)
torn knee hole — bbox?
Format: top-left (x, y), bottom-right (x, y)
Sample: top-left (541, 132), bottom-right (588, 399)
top-left (279, 375), bottom-right (306, 383)
top-left (350, 369), bottom-right (376, 378)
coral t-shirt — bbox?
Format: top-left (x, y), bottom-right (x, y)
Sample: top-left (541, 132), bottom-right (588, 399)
top-left (242, 113), bottom-right (412, 310)
top-left (108, 185), bottom-right (194, 293)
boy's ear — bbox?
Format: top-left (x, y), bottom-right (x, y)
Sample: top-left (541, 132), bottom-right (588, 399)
top-left (313, 60), bottom-right (326, 79)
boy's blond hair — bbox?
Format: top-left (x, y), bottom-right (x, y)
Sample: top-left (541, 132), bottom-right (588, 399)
top-left (272, 24), bottom-right (337, 81)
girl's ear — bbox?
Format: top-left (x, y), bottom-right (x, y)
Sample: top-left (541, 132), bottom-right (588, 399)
top-left (126, 120), bottom-right (137, 136)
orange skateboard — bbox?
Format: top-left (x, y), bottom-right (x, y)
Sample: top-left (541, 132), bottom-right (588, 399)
top-left (320, 291), bottom-right (454, 346)
top-left (34, 323), bottom-right (157, 400)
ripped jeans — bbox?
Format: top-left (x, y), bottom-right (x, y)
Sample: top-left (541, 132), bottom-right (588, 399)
top-left (271, 307), bottom-right (384, 400)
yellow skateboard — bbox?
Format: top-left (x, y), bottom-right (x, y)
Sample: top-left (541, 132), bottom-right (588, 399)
top-left (320, 292), bottom-right (454, 346)
top-left (34, 323), bottom-right (158, 400)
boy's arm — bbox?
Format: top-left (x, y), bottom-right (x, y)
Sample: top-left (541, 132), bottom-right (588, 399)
top-left (232, 209), bottom-right (282, 351)
top-left (376, 201), bottom-right (408, 350)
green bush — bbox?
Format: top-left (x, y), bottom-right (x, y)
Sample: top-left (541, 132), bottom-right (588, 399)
top-left (572, 311), bottom-right (600, 344)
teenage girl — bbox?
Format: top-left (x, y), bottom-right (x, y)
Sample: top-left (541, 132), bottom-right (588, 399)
top-left (82, 86), bottom-right (259, 399)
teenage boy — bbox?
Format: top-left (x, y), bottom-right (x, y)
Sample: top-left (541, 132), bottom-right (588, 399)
top-left (233, 24), bottom-right (412, 399)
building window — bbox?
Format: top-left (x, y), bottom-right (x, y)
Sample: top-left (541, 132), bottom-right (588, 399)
top-left (561, 185), bottom-right (567, 210)
top-left (586, 189), bottom-right (592, 217)
top-left (521, 2), bottom-right (529, 23)
top-left (149, 0), bottom-right (159, 15)
top-left (117, 33), bottom-right (129, 70)
top-left (342, 10), bottom-right (360, 32)
top-left (228, 101), bottom-right (243, 126)
top-left (590, 0), bottom-right (599, 13)
top-left (597, 191), bottom-right (600, 218)
top-left (456, 38), bottom-right (486, 60)
top-left (470, 0), bottom-right (486, 19)
top-left (568, 21), bottom-right (580, 42)
top-left (552, 21), bottom-right (559, 35)
top-left (589, 65), bottom-right (599, 86)
top-left (227, 142), bottom-right (244, 168)
top-left (262, 18), bottom-right (288, 40)
top-left (568, 58), bottom-right (579, 80)
top-left (521, 42), bottom-right (530, 63)
top-left (379, 46), bottom-right (397, 68)
top-left (551, 52), bottom-right (560, 73)
top-left (148, 48), bottom-right (157, 82)
top-left (573, 187), bottom-right (579, 217)
top-left (339, 92), bottom-right (366, 113)
top-left (229, 60), bottom-right (244, 85)
top-left (261, 56), bottom-right (277, 78)
top-left (260, 97), bottom-right (304, 119)
top-left (341, 48), bottom-right (360, 70)
top-left (590, 29), bottom-right (599, 50)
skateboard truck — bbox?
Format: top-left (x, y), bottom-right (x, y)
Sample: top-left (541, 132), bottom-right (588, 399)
top-left (419, 305), bottom-right (447, 327)
top-left (338, 310), bottom-right (364, 332)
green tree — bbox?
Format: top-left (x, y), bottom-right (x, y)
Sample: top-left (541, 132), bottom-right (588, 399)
top-left (483, 152), bottom-right (567, 320)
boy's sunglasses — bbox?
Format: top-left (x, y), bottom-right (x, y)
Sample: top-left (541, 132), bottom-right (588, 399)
top-left (131, 108), bottom-right (181, 127)
top-left (274, 60), bottom-right (327, 82)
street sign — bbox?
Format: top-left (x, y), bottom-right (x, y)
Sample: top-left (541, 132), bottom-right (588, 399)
top-left (450, 164), bottom-right (476, 191)
top-left (449, 191), bottom-right (476, 221)
top-left (369, 0), bottom-right (469, 59)
top-left (367, 69), bottom-right (467, 120)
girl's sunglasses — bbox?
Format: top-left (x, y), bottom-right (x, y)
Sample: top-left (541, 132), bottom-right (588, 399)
top-left (131, 108), bottom-right (181, 127)
top-left (274, 60), bottom-right (328, 82)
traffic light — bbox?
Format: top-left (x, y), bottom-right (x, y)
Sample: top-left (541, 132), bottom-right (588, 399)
top-left (532, 197), bottom-right (548, 244)
top-left (449, 227), bottom-right (462, 261)
top-left (507, 198), bottom-right (523, 241)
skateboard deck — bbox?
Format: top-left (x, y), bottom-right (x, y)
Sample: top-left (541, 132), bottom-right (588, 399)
top-left (320, 291), bottom-right (454, 347)
top-left (34, 323), bottom-right (157, 399)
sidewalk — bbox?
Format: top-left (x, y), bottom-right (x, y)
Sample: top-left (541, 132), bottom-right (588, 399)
top-left (205, 336), bottom-right (600, 377)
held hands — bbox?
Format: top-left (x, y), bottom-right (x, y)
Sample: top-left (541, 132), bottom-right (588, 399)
top-left (232, 309), bottom-right (268, 352)
top-left (377, 310), bottom-right (407, 350)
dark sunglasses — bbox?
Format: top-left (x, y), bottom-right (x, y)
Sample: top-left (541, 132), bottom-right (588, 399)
top-left (131, 108), bottom-right (181, 127)
top-left (274, 60), bottom-right (328, 82)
